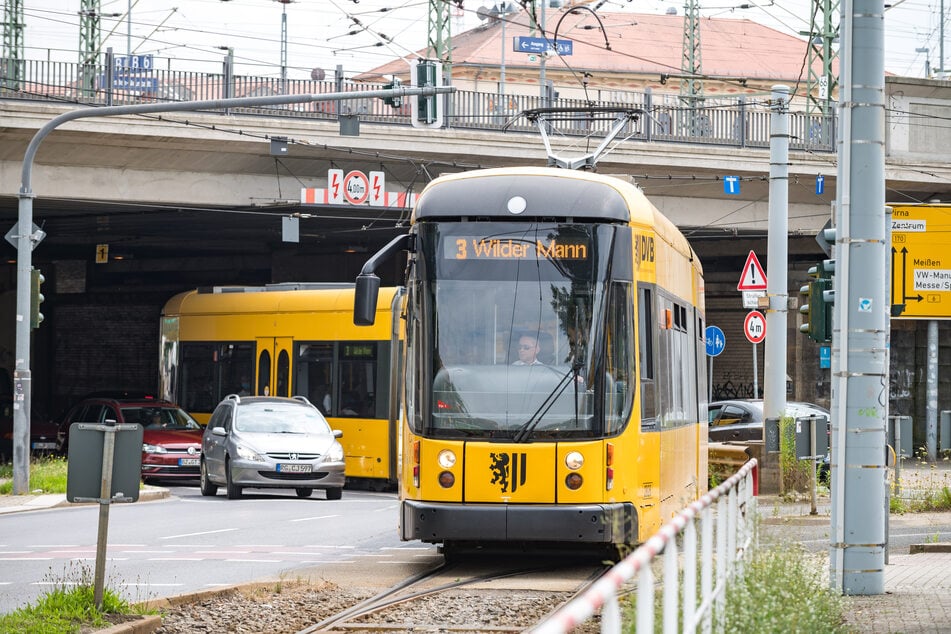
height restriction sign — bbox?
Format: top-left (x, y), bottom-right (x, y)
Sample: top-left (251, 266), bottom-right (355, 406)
top-left (744, 311), bottom-right (766, 344)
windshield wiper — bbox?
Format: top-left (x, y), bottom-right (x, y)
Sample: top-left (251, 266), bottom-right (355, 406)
top-left (512, 360), bottom-right (583, 443)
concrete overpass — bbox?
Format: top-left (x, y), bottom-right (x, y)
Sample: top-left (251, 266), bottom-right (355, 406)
top-left (1, 75), bottom-right (950, 422)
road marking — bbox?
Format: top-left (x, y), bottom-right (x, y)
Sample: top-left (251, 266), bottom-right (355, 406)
top-left (193, 550), bottom-right (249, 554)
top-left (161, 528), bottom-right (237, 540)
top-left (148, 557), bottom-right (204, 561)
top-left (303, 544), bottom-right (355, 549)
top-left (122, 582), bottom-right (183, 587)
top-left (0, 550), bottom-right (32, 554)
top-left (0, 557), bottom-right (52, 561)
top-left (290, 514), bottom-right (340, 523)
top-left (226, 558), bottom-right (280, 563)
top-left (27, 544), bottom-right (79, 548)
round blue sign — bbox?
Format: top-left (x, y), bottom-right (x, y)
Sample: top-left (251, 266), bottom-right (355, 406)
top-left (705, 325), bottom-right (725, 357)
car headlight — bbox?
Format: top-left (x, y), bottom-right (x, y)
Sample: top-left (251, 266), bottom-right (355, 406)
top-left (235, 444), bottom-right (266, 462)
top-left (142, 443), bottom-right (167, 454)
top-left (326, 441), bottom-right (344, 462)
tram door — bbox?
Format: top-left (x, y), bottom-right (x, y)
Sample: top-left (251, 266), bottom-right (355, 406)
top-left (255, 337), bottom-right (293, 397)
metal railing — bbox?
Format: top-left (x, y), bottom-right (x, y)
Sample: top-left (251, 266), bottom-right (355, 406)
top-left (531, 459), bottom-right (758, 634)
top-left (1, 57), bottom-right (836, 152)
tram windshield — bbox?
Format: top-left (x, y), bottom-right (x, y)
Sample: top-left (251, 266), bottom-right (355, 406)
top-left (416, 222), bottom-right (624, 440)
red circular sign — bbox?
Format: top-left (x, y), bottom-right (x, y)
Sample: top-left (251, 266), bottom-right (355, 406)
top-left (743, 310), bottom-right (766, 344)
top-left (343, 170), bottom-right (370, 205)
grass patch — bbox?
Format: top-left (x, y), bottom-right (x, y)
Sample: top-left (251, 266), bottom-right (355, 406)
top-left (0, 562), bottom-right (153, 632)
top-left (0, 456), bottom-right (68, 495)
top-left (718, 543), bottom-right (849, 633)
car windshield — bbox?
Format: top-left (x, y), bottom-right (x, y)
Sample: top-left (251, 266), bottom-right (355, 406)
top-left (235, 403), bottom-right (331, 434)
top-left (123, 406), bottom-right (201, 430)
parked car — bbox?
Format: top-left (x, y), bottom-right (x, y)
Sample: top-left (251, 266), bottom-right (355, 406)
top-left (0, 396), bottom-right (61, 461)
top-left (707, 399), bottom-right (830, 443)
top-left (57, 394), bottom-right (203, 483)
top-left (200, 394), bottom-right (345, 500)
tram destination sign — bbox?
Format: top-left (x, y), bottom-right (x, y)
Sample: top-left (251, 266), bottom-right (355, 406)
top-left (890, 205), bottom-right (951, 319)
top-left (444, 237), bottom-right (589, 261)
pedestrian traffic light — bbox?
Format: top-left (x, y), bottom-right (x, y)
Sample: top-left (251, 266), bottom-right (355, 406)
top-left (30, 267), bottom-right (45, 329)
top-left (381, 76), bottom-right (403, 108)
top-left (412, 59), bottom-right (443, 129)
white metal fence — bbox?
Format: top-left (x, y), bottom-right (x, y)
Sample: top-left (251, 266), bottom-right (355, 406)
top-left (532, 459), bottom-right (758, 634)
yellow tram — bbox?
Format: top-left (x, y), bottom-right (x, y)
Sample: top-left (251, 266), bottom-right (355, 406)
top-left (354, 167), bottom-right (708, 556)
top-left (160, 283), bottom-right (401, 488)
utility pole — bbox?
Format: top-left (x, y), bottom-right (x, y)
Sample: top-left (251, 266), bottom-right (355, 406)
top-left (804, 0), bottom-right (839, 145)
top-left (79, 0), bottom-right (102, 98)
top-left (277, 0), bottom-right (291, 92)
top-left (763, 86), bottom-right (790, 427)
top-left (2, 0), bottom-right (25, 90)
top-left (680, 0), bottom-right (703, 133)
top-left (830, 0), bottom-right (888, 595)
top-left (427, 0), bottom-right (452, 77)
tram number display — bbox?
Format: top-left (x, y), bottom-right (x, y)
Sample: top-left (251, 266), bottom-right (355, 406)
top-left (341, 343), bottom-right (376, 360)
top-left (445, 237), bottom-right (589, 261)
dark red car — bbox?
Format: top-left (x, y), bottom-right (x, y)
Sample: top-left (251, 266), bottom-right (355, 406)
top-left (1, 396), bottom-right (61, 461)
top-left (58, 394), bottom-right (203, 483)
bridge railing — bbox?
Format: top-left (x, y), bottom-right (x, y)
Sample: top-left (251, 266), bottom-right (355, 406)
top-left (530, 459), bottom-right (758, 634)
top-left (1, 58), bottom-right (835, 152)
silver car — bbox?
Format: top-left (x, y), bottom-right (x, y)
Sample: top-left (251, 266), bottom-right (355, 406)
top-left (200, 395), bottom-right (345, 500)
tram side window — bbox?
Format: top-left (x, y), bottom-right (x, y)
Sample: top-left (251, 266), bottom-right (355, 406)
top-left (638, 285), bottom-right (657, 428)
top-left (655, 295), bottom-right (691, 429)
top-left (339, 343), bottom-right (378, 418)
top-left (178, 342), bottom-right (254, 413)
top-left (297, 343), bottom-right (334, 415)
top-left (180, 344), bottom-right (216, 412)
top-left (604, 282), bottom-right (635, 435)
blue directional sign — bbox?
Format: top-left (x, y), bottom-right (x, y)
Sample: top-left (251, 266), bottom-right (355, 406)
top-left (816, 174), bottom-right (825, 195)
top-left (705, 325), bottom-right (726, 357)
top-left (819, 345), bottom-right (831, 369)
top-left (723, 175), bottom-right (741, 195)
top-left (100, 74), bottom-right (158, 92)
top-left (114, 54), bottom-right (154, 71)
top-left (513, 36), bottom-right (573, 56)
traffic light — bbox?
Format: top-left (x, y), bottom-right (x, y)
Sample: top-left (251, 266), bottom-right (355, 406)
top-left (412, 59), bottom-right (443, 129)
top-left (799, 264), bottom-right (833, 343)
top-left (30, 267), bottom-right (45, 329)
top-left (382, 76), bottom-right (403, 108)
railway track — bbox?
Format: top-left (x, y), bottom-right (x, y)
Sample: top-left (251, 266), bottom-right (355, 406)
top-left (298, 557), bottom-right (611, 633)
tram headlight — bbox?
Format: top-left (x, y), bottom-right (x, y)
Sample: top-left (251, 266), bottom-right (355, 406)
top-left (437, 449), bottom-right (456, 469)
top-left (438, 471), bottom-right (455, 488)
top-left (565, 472), bottom-right (583, 490)
top-left (565, 451), bottom-right (584, 470)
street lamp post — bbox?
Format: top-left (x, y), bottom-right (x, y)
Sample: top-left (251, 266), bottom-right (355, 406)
top-left (916, 47), bottom-right (931, 78)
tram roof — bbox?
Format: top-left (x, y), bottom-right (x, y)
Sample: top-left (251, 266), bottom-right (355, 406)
top-left (162, 283), bottom-right (399, 316)
top-left (412, 167), bottom-right (701, 274)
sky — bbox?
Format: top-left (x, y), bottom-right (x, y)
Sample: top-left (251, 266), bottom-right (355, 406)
top-left (15, 0), bottom-right (947, 80)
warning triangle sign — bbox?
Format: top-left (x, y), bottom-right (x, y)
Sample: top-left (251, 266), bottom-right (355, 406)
top-left (737, 251), bottom-right (767, 290)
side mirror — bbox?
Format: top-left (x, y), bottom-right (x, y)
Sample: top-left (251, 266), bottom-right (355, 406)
top-left (333, 429), bottom-right (343, 438)
top-left (354, 273), bottom-right (381, 326)
top-left (212, 427), bottom-right (227, 437)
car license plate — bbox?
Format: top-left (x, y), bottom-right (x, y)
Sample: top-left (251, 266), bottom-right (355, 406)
top-left (178, 457), bottom-right (200, 466)
top-left (32, 441), bottom-right (58, 450)
top-left (277, 463), bottom-right (312, 473)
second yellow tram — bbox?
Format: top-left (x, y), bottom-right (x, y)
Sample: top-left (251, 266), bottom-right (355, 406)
top-left (160, 283), bottom-right (401, 488)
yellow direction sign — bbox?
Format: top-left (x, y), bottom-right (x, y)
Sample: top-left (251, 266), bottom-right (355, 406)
top-left (890, 204), bottom-right (951, 319)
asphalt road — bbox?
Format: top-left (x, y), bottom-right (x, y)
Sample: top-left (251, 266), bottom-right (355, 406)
top-left (0, 483), bottom-right (434, 614)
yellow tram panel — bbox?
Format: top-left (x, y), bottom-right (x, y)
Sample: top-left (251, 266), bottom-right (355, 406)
top-left (463, 443), bottom-right (557, 503)
top-left (554, 440), bottom-right (605, 505)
